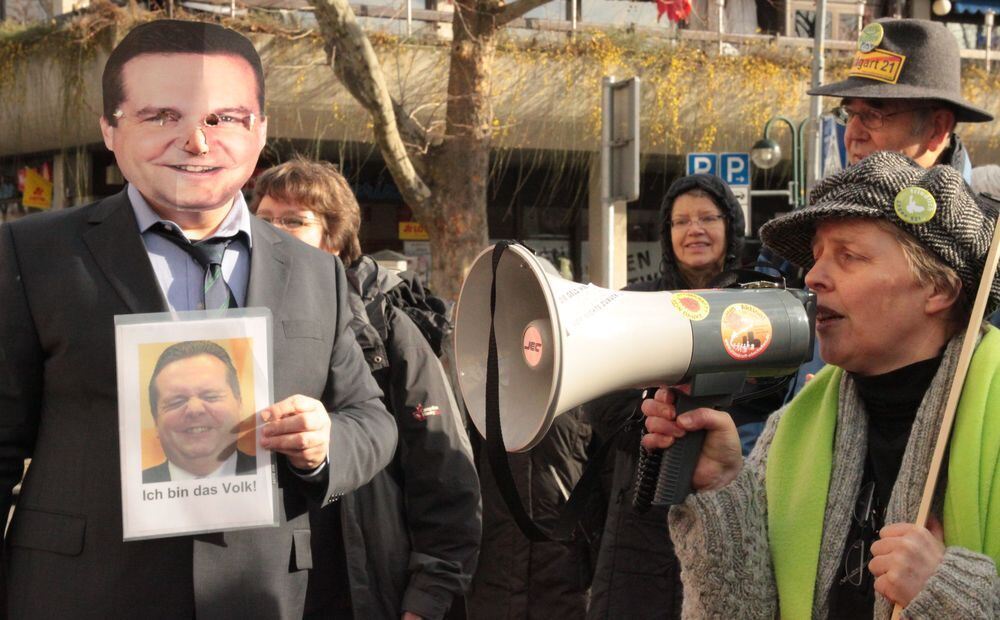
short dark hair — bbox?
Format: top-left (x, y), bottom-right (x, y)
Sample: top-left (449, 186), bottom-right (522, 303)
top-left (102, 19), bottom-right (265, 125)
top-left (149, 340), bottom-right (241, 419)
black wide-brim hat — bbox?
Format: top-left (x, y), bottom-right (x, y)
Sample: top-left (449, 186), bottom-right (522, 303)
top-left (809, 18), bottom-right (993, 123)
top-left (760, 151), bottom-right (1000, 314)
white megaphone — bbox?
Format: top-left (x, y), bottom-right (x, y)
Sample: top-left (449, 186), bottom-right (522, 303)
top-left (454, 243), bottom-right (815, 453)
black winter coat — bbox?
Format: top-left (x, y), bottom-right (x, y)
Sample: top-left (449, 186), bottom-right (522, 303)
top-left (465, 410), bottom-right (594, 619)
top-left (306, 257), bottom-right (482, 620)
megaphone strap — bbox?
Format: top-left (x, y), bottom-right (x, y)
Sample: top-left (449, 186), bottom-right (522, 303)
top-left (485, 241), bottom-right (553, 542)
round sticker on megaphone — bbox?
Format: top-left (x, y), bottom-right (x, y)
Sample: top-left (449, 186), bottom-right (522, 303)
top-left (721, 303), bottom-right (772, 361)
top-left (671, 292), bottom-right (710, 321)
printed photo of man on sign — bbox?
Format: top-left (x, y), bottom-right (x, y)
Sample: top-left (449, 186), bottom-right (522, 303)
top-left (141, 339), bottom-right (257, 483)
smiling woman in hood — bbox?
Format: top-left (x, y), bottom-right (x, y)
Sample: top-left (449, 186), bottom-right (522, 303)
top-left (655, 173), bottom-right (746, 290)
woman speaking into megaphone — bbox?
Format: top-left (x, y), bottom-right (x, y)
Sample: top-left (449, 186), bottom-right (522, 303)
top-left (640, 152), bottom-right (1000, 619)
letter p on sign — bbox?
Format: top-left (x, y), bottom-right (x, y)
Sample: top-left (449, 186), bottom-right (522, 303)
top-left (721, 153), bottom-right (750, 186)
top-left (686, 153), bottom-right (718, 176)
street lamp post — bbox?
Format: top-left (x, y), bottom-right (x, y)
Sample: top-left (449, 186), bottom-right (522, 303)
top-left (750, 116), bottom-right (808, 209)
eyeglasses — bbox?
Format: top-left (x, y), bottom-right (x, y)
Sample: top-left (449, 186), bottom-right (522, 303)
top-left (257, 213), bottom-right (321, 230)
top-left (112, 108), bottom-right (257, 134)
top-left (839, 481), bottom-right (882, 588)
top-left (831, 104), bottom-right (933, 130)
top-left (669, 214), bottom-right (725, 230)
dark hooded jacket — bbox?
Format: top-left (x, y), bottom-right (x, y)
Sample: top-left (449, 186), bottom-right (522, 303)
top-left (584, 174), bottom-right (746, 620)
top-left (305, 257), bottom-right (481, 620)
top-left (465, 410), bottom-right (594, 620)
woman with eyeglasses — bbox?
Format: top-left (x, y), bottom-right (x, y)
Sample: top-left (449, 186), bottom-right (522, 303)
top-left (584, 174), bottom-right (754, 619)
top-left (660, 174), bottom-right (744, 290)
top-left (641, 152), bottom-right (1000, 619)
top-left (250, 158), bottom-right (481, 620)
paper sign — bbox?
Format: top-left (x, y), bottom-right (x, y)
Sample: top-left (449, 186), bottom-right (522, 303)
top-left (115, 309), bottom-right (278, 541)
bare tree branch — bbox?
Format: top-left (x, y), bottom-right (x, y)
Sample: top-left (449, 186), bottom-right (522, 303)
top-left (309, 0), bottom-right (432, 210)
top-left (493, 0), bottom-right (553, 28)
top-left (391, 99), bottom-right (432, 177)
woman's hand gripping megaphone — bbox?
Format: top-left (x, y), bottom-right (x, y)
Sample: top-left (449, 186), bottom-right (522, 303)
top-left (640, 387), bottom-right (743, 492)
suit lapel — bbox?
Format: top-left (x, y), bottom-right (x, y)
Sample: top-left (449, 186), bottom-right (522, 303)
top-left (82, 190), bottom-right (167, 314)
top-left (246, 217), bottom-right (290, 312)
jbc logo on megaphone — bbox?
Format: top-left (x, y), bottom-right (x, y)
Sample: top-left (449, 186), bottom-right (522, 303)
top-left (721, 303), bottom-right (773, 361)
top-left (522, 323), bottom-right (545, 368)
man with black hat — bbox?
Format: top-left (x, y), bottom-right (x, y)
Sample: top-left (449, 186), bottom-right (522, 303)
top-left (810, 17), bottom-right (993, 176)
top-left (809, 16), bottom-right (1000, 326)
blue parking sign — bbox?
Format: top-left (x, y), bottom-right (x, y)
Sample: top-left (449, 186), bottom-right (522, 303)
top-left (686, 153), bottom-right (717, 176)
top-left (720, 153), bottom-right (750, 186)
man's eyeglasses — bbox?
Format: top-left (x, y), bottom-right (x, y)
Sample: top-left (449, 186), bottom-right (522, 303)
top-left (257, 214), bottom-right (321, 230)
top-left (831, 105), bottom-right (933, 130)
top-left (839, 481), bottom-right (882, 588)
top-left (669, 214), bottom-right (725, 230)
top-left (112, 109), bottom-right (257, 134)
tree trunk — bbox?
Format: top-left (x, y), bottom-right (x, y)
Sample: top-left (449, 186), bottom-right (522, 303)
top-left (421, 0), bottom-right (496, 302)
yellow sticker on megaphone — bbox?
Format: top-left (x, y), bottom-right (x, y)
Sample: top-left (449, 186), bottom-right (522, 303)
top-left (671, 292), bottom-right (710, 321)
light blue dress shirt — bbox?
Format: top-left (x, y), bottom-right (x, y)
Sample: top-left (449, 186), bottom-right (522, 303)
top-left (128, 184), bottom-right (252, 311)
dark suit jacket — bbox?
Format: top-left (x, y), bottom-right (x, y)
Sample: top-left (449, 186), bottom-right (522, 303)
top-left (0, 190), bottom-right (397, 618)
top-left (142, 450), bottom-right (257, 484)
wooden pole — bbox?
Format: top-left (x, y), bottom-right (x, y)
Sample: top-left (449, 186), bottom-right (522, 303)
top-left (891, 213), bottom-right (1000, 619)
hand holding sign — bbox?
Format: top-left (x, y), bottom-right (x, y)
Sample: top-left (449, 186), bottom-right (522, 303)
top-left (259, 395), bottom-right (331, 470)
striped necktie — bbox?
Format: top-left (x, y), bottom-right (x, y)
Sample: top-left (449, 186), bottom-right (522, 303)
top-left (153, 224), bottom-right (242, 310)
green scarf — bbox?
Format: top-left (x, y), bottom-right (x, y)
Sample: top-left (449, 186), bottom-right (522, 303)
top-left (767, 327), bottom-right (1000, 619)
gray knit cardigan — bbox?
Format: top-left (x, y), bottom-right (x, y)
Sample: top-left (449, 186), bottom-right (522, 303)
top-left (668, 329), bottom-right (1000, 619)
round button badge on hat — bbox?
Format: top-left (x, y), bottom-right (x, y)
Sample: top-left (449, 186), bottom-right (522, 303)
top-left (894, 187), bottom-right (937, 225)
top-left (858, 23), bottom-right (884, 52)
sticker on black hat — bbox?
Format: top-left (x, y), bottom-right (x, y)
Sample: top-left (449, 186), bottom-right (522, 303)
top-left (894, 187), bottom-right (937, 224)
top-left (858, 23), bottom-right (884, 53)
top-left (849, 49), bottom-right (906, 84)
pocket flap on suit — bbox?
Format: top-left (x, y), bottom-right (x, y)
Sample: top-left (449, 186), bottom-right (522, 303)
top-left (292, 528), bottom-right (313, 570)
top-left (9, 507), bottom-right (86, 556)
top-left (282, 320), bottom-right (323, 341)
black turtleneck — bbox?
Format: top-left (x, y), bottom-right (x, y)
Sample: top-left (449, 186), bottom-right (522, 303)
top-left (828, 354), bottom-right (944, 618)
top-left (853, 355), bottom-right (944, 511)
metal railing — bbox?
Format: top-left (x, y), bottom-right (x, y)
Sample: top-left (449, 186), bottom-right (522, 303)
top-left (337, 1), bottom-right (996, 62)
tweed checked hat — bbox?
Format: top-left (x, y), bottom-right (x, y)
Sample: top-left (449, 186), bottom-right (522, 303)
top-left (808, 18), bottom-right (993, 123)
top-left (760, 151), bottom-right (1000, 313)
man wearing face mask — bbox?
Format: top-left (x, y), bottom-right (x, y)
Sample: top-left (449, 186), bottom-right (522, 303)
top-left (0, 20), bottom-right (395, 618)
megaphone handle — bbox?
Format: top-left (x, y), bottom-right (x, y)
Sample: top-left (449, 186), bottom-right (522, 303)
top-left (632, 392), bottom-right (726, 511)
top-left (652, 429), bottom-right (707, 506)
